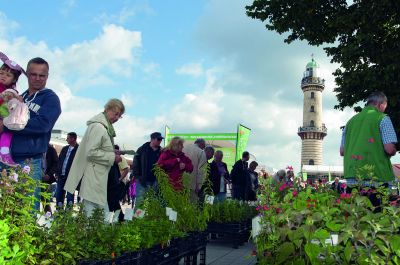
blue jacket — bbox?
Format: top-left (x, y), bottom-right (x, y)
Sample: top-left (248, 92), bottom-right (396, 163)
top-left (7, 88), bottom-right (61, 161)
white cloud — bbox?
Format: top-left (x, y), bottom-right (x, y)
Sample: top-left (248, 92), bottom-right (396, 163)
top-left (93, 3), bottom-right (155, 25)
top-left (176, 62), bottom-right (204, 77)
top-left (121, 93), bottom-right (135, 108)
top-left (169, 69), bottom-right (223, 129)
top-left (143, 62), bottom-right (161, 78)
top-left (0, 12), bottom-right (19, 37)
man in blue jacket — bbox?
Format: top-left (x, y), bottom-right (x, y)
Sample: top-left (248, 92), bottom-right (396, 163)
top-left (1, 57), bottom-right (61, 211)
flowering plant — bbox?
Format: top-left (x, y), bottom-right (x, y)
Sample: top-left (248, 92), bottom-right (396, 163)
top-left (254, 173), bottom-right (400, 264)
top-left (0, 165), bottom-right (47, 264)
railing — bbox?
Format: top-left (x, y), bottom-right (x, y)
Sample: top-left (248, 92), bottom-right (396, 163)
top-left (301, 76), bottom-right (325, 86)
top-left (298, 125), bottom-right (328, 134)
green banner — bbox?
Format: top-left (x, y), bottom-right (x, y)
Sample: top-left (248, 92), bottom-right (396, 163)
top-left (166, 133), bottom-right (236, 141)
top-left (163, 126), bottom-right (250, 170)
top-left (214, 147), bottom-right (236, 170)
top-left (235, 124), bottom-right (251, 161)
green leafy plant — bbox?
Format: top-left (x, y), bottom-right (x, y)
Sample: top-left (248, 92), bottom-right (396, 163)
top-left (255, 176), bottom-right (400, 265)
top-left (152, 165), bottom-right (208, 232)
top-left (0, 165), bottom-right (49, 264)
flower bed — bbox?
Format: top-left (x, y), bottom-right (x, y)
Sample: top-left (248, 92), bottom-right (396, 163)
top-left (254, 174), bottom-right (400, 265)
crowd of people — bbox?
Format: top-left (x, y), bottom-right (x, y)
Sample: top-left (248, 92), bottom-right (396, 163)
top-left (0, 51), bottom-right (263, 222)
top-left (1, 50), bottom-right (398, 222)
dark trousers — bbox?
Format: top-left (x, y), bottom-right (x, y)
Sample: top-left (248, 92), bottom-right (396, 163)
top-left (232, 184), bottom-right (245, 200)
top-left (56, 176), bottom-right (74, 206)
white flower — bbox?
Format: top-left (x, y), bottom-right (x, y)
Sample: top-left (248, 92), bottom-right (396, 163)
top-left (45, 211), bottom-right (52, 218)
top-left (22, 166), bottom-right (30, 174)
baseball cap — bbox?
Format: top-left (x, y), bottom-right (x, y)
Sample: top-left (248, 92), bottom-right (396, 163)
top-left (150, 132), bottom-right (164, 140)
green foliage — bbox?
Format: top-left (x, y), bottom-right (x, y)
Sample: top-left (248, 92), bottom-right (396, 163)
top-left (0, 166), bottom-right (47, 264)
top-left (246, 0), bottom-right (400, 142)
top-left (254, 176), bottom-right (400, 264)
top-left (152, 165), bottom-right (208, 232)
top-left (0, 164), bottom-right (213, 264)
top-left (208, 199), bottom-right (257, 223)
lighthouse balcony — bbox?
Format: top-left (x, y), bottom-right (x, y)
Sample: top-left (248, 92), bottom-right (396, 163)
top-left (301, 76), bottom-right (325, 87)
top-left (298, 125), bottom-right (328, 134)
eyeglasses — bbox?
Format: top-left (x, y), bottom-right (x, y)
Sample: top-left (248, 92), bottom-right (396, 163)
top-left (28, 73), bottom-right (48, 80)
top-left (156, 138), bottom-right (163, 141)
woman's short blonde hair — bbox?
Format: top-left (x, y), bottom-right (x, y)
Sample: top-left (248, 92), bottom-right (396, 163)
top-left (104, 98), bottom-right (125, 114)
top-left (166, 136), bottom-right (184, 152)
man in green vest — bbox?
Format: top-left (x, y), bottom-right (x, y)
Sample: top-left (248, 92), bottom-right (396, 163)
top-left (340, 91), bottom-right (397, 185)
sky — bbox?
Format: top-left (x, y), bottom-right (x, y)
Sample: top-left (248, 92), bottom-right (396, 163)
top-left (1, 0), bottom-right (398, 171)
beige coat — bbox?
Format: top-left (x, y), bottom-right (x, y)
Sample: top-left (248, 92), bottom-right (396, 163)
top-left (183, 144), bottom-right (207, 190)
top-left (64, 113), bottom-right (115, 206)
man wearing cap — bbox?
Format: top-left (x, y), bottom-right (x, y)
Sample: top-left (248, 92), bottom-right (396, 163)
top-left (132, 132), bottom-right (163, 208)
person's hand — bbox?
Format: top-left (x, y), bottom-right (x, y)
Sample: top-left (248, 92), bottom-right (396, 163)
top-left (17, 95), bottom-right (23, 102)
top-left (115, 150), bottom-right (122, 156)
top-left (115, 154), bottom-right (122, 164)
top-left (179, 162), bottom-right (185, 170)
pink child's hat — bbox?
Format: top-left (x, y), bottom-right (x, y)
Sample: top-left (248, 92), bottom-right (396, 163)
top-left (0, 52), bottom-right (26, 76)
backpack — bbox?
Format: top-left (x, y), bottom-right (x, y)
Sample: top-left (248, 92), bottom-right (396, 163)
top-left (3, 98), bottom-right (30, 130)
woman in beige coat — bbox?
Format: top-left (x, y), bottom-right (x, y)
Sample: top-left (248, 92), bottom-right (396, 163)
top-left (64, 99), bottom-right (124, 219)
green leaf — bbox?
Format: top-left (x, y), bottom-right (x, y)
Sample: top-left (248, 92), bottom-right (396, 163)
top-left (344, 241), bottom-right (354, 263)
top-left (374, 238), bottom-right (389, 254)
top-left (304, 243), bottom-right (320, 264)
top-left (326, 221), bottom-right (343, 232)
top-left (60, 251), bottom-right (73, 260)
top-left (276, 242), bottom-right (295, 264)
top-left (389, 235), bottom-right (400, 256)
top-left (312, 212), bottom-right (323, 222)
top-left (314, 229), bottom-right (330, 240)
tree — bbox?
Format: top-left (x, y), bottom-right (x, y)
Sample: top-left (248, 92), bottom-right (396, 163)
top-left (246, 0), bottom-right (400, 144)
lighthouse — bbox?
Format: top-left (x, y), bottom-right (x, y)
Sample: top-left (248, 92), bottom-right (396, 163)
top-left (297, 56), bottom-right (327, 166)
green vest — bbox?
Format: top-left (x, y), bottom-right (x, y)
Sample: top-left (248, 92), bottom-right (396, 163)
top-left (344, 106), bottom-right (394, 182)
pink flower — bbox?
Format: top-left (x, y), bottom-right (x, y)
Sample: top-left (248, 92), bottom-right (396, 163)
top-left (263, 205), bottom-right (269, 211)
top-left (336, 199), bottom-right (341, 204)
top-left (256, 206), bottom-right (261, 211)
top-left (9, 173), bottom-right (18, 182)
top-left (368, 138), bottom-right (375, 143)
top-left (279, 183), bottom-right (287, 191)
top-left (357, 155), bottom-right (362, 160)
top-left (340, 193), bottom-right (351, 199)
top-left (22, 166), bottom-right (30, 174)
top-left (351, 155), bottom-right (356, 159)
top-left (292, 190), bottom-right (298, 197)
top-left (286, 166), bottom-right (294, 171)
top-left (340, 183), bottom-right (347, 189)
top-left (276, 208), bottom-right (282, 214)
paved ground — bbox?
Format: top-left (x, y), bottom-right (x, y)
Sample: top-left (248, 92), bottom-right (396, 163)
top-left (203, 238), bottom-right (256, 265)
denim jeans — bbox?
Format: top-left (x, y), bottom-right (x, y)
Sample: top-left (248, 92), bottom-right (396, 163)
top-left (135, 179), bottom-right (157, 210)
top-left (56, 177), bottom-right (74, 207)
top-left (15, 157), bottom-right (43, 212)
